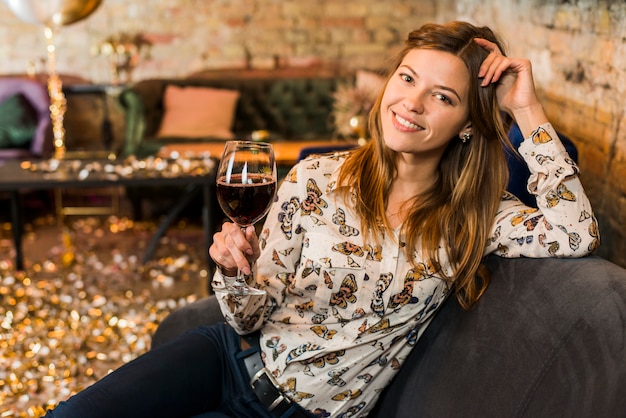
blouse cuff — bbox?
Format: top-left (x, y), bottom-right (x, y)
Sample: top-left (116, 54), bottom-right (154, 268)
top-left (517, 123), bottom-right (578, 194)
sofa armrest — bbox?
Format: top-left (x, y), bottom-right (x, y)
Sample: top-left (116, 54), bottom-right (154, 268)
top-left (371, 255), bottom-right (626, 417)
top-left (118, 88), bottom-right (145, 157)
top-left (0, 77), bottom-right (52, 158)
top-left (151, 297), bottom-right (224, 349)
top-left (118, 79), bottom-right (172, 157)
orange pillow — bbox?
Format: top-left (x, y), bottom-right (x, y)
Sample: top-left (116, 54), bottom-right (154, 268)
top-left (156, 85), bottom-right (240, 139)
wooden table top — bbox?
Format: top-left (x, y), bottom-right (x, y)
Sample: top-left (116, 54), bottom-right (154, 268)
top-left (158, 139), bottom-right (358, 166)
top-left (0, 158), bottom-right (216, 191)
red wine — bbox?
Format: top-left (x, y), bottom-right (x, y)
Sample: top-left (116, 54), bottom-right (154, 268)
top-left (217, 174), bottom-right (276, 226)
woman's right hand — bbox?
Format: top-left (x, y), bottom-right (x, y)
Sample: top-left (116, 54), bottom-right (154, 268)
top-left (209, 222), bottom-right (260, 276)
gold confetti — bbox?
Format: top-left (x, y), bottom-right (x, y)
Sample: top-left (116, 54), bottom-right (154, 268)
top-left (0, 215), bottom-right (207, 416)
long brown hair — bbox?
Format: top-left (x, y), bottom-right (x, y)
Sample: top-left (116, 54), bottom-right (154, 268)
top-left (336, 21), bottom-right (513, 310)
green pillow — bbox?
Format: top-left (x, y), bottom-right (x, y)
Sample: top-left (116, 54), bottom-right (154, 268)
top-left (0, 93), bottom-right (38, 149)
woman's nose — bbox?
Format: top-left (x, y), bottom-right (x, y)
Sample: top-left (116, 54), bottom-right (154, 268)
top-left (404, 91), bottom-right (425, 114)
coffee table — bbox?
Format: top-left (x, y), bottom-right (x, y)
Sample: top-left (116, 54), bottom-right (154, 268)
top-left (0, 157), bottom-right (218, 271)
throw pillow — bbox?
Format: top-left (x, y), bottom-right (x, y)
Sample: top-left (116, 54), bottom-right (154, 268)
top-left (156, 85), bottom-right (240, 139)
top-left (355, 69), bottom-right (386, 102)
top-left (332, 70), bottom-right (386, 137)
top-left (0, 93), bottom-right (38, 149)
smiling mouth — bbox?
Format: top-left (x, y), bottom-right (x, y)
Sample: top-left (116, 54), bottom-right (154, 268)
top-left (394, 112), bottom-right (423, 130)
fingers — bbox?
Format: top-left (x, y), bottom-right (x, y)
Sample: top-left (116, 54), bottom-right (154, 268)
top-left (474, 38), bottom-right (508, 86)
top-left (480, 58), bottom-right (512, 87)
top-left (209, 222), bottom-right (259, 275)
top-left (473, 37), bottom-right (539, 114)
top-left (473, 37), bottom-right (500, 53)
top-left (242, 225), bottom-right (261, 258)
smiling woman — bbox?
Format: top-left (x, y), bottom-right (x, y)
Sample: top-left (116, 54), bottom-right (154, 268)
top-left (339, 22), bottom-right (516, 311)
top-left (44, 21), bottom-right (599, 418)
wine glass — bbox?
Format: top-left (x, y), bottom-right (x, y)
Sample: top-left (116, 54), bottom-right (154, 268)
top-left (215, 140), bottom-right (277, 296)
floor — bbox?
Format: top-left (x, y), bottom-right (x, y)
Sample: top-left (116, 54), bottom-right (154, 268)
top-left (0, 191), bottom-right (211, 416)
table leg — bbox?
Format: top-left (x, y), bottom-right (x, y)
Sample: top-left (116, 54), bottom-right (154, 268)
top-left (9, 191), bottom-right (24, 270)
top-left (141, 183), bottom-right (201, 264)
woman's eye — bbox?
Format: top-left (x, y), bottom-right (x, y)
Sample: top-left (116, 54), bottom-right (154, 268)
top-left (434, 93), bottom-right (452, 104)
top-left (400, 73), bottom-right (413, 83)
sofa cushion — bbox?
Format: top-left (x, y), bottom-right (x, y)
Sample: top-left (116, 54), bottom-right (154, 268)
top-left (355, 69), bottom-right (385, 102)
top-left (156, 85), bottom-right (239, 140)
top-left (0, 93), bottom-right (38, 149)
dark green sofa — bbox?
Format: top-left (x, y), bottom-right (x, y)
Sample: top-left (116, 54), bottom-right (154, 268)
top-left (117, 73), bottom-right (351, 158)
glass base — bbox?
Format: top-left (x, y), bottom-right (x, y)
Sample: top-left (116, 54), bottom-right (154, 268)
top-left (214, 277), bottom-right (266, 296)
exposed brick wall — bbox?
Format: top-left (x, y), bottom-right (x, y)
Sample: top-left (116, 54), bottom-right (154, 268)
top-left (435, 0), bottom-right (626, 267)
top-left (1, 0), bottom-right (624, 267)
top-left (0, 0), bottom-right (437, 80)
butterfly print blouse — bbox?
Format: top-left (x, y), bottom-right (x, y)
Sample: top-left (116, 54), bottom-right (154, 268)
top-left (212, 123), bottom-right (599, 417)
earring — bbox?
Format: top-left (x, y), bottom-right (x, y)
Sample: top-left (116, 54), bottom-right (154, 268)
top-left (461, 132), bottom-right (471, 143)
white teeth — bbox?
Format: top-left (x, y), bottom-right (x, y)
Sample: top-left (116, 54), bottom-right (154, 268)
top-left (394, 113), bottom-right (420, 130)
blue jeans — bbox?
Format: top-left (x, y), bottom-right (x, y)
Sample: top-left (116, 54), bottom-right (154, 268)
top-left (44, 322), bottom-right (310, 418)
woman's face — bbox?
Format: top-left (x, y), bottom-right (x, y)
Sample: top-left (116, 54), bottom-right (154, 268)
top-left (380, 48), bottom-right (471, 160)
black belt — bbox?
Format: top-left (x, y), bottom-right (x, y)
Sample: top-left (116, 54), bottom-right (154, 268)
top-left (241, 336), bottom-right (310, 418)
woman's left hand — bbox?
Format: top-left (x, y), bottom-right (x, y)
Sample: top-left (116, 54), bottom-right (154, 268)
top-left (474, 37), bottom-right (548, 136)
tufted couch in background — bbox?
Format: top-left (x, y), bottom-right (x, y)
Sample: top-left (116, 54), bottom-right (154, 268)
top-left (117, 70), bottom-right (351, 158)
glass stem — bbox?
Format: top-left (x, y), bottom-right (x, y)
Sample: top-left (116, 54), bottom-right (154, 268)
top-left (232, 225), bottom-right (250, 294)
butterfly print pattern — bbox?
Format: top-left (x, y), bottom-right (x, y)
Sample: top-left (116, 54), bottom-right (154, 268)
top-left (327, 367), bottom-right (349, 386)
top-left (332, 208), bottom-right (360, 237)
top-left (278, 197), bottom-right (301, 239)
top-left (311, 324), bottom-right (337, 340)
top-left (212, 123), bottom-right (599, 417)
top-left (365, 244), bottom-right (383, 261)
top-left (266, 336), bottom-right (287, 361)
top-left (304, 350), bottom-right (346, 369)
top-left (332, 241), bottom-right (365, 257)
top-left (532, 126), bottom-right (553, 144)
top-left (286, 343), bottom-right (323, 363)
top-left (329, 274), bottom-right (358, 309)
top-left (280, 377), bottom-right (314, 402)
top-left (371, 273), bottom-right (393, 317)
top-left (336, 402), bottom-right (366, 418)
top-left (272, 249), bottom-right (287, 268)
top-left (331, 388), bottom-right (362, 401)
top-left (301, 179), bottom-right (328, 216)
top-left (387, 273), bottom-right (421, 312)
top-left (546, 183), bottom-right (577, 208)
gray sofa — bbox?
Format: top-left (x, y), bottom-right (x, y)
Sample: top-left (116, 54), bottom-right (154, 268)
top-left (152, 254), bottom-right (626, 417)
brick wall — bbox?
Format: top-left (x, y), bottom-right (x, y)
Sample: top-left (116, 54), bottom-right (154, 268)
top-left (0, 0), bottom-right (437, 81)
top-left (435, 0), bottom-right (626, 267)
top-left (1, 0), bottom-right (624, 267)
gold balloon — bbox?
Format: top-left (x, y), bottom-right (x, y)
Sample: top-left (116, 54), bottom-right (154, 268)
top-left (3, 0), bottom-right (103, 27)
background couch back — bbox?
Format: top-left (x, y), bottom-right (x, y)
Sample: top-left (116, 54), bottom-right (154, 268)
top-left (119, 74), bottom-right (353, 157)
